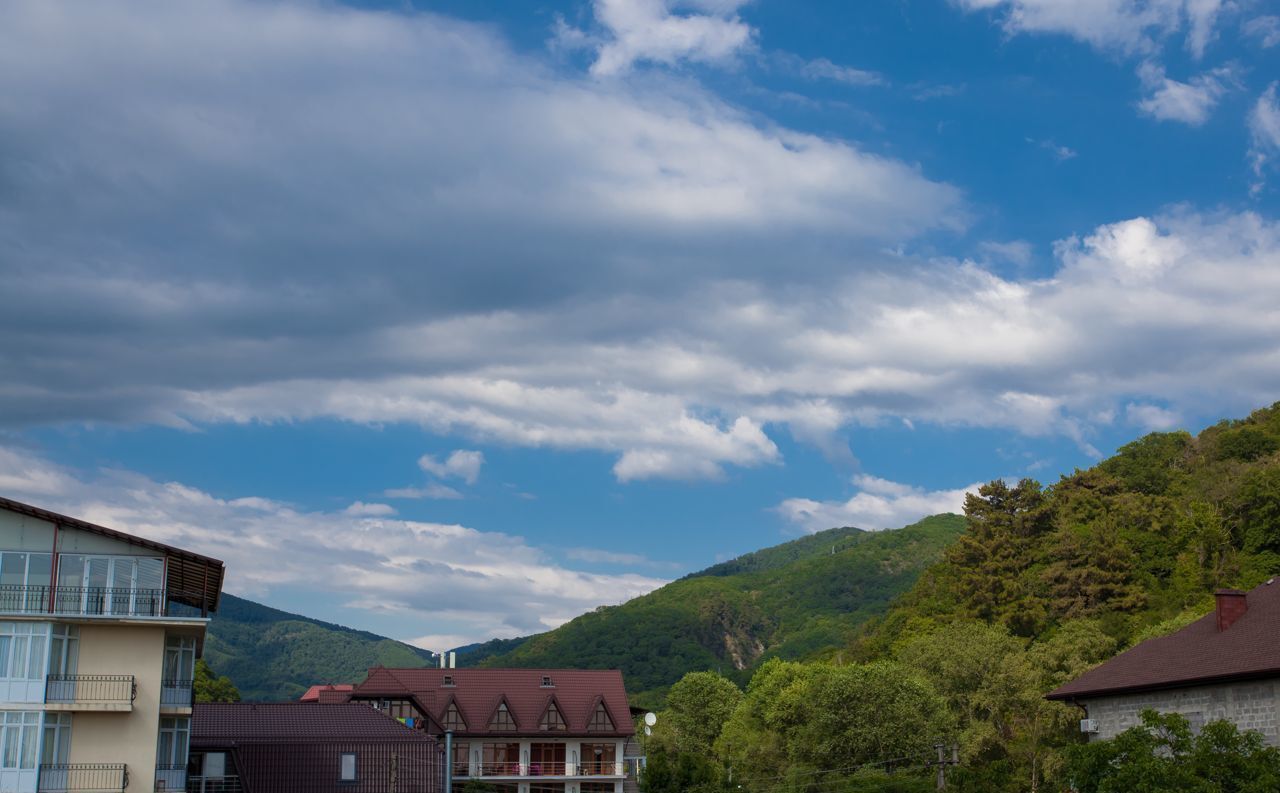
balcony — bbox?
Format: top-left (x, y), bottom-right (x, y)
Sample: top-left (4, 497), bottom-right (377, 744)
top-left (188, 776), bottom-right (243, 793)
top-left (468, 761), bottom-right (625, 778)
top-left (44, 674), bottom-right (136, 712)
top-left (37, 763), bottom-right (127, 793)
top-left (161, 679), bottom-right (195, 710)
top-left (0, 586), bottom-right (214, 620)
top-left (155, 765), bottom-right (187, 792)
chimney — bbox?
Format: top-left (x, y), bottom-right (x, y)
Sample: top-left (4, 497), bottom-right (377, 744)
top-left (449, 651), bottom-right (457, 669)
top-left (1215, 589), bottom-right (1248, 632)
top-left (439, 653), bottom-right (445, 669)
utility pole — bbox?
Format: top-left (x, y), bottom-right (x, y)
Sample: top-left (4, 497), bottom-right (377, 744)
top-left (934, 742), bottom-right (960, 791)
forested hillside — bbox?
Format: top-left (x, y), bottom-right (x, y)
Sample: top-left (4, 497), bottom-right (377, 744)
top-left (473, 514), bottom-right (965, 708)
top-left (643, 403), bottom-right (1280, 793)
top-left (205, 594), bottom-right (433, 701)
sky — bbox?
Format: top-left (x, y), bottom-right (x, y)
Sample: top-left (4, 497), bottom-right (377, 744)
top-left (1, 0), bottom-right (1279, 651)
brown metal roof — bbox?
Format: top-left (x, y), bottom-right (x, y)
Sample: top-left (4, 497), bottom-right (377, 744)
top-left (1047, 579), bottom-right (1280, 701)
top-left (351, 667), bottom-right (635, 737)
top-left (0, 495), bottom-right (225, 613)
top-left (193, 702), bottom-right (437, 743)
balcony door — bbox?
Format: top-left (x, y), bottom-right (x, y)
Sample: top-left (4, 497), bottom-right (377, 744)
top-left (56, 556), bottom-right (163, 617)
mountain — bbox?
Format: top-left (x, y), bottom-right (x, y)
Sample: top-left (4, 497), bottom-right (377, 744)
top-left (463, 514), bottom-right (966, 708)
top-left (857, 402), bottom-right (1280, 658)
top-left (205, 593), bottom-right (434, 701)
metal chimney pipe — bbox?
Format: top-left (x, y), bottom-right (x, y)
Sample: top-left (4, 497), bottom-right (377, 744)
top-left (449, 651), bottom-right (457, 669)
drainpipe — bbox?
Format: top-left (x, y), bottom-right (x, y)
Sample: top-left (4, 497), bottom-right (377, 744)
top-left (444, 731), bottom-right (453, 793)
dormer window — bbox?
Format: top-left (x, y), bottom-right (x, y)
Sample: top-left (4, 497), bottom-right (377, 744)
top-left (539, 701), bottom-right (566, 731)
top-left (541, 676), bottom-right (553, 688)
top-left (443, 701), bottom-right (466, 732)
top-left (489, 701), bottom-right (517, 731)
top-left (443, 675), bottom-right (455, 687)
top-left (587, 702), bottom-right (614, 732)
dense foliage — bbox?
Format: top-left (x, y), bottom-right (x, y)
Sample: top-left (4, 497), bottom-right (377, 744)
top-left (193, 659), bottom-right (241, 703)
top-left (206, 593), bottom-right (432, 700)
top-left (1065, 710), bottom-right (1280, 792)
top-left (642, 404), bottom-right (1280, 792)
top-left (473, 515), bottom-right (965, 707)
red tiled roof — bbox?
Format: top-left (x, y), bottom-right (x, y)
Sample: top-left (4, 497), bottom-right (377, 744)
top-left (192, 703), bottom-right (435, 743)
top-left (299, 684), bottom-right (354, 702)
top-left (351, 668), bottom-right (635, 737)
top-left (1047, 579), bottom-right (1280, 700)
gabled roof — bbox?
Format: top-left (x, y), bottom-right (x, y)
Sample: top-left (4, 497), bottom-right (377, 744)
top-left (0, 495), bottom-right (224, 613)
top-left (299, 684), bottom-right (354, 703)
top-left (1048, 579), bottom-right (1280, 701)
top-left (192, 703), bottom-right (436, 743)
top-left (350, 668), bottom-right (635, 737)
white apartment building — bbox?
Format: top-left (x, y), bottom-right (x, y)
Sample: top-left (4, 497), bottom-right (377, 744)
top-left (0, 496), bottom-right (223, 793)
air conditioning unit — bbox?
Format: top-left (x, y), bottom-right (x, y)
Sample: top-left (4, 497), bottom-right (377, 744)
top-left (1080, 719), bottom-right (1099, 734)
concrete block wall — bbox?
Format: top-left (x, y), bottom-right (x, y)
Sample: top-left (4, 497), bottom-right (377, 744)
top-left (1083, 679), bottom-right (1279, 745)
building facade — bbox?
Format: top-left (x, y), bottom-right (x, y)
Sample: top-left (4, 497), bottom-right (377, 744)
top-left (344, 667), bottom-right (637, 793)
top-left (0, 496), bottom-right (223, 793)
top-left (1048, 582), bottom-right (1280, 746)
top-left (191, 702), bottom-right (440, 793)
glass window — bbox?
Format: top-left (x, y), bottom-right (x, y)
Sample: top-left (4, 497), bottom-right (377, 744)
top-left (481, 742), bottom-right (520, 774)
top-left (580, 784), bottom-right (616, 793)
top-left (164, 636), bottom-right (196, 681)
top-left (48, 625), bottom-right (79, 677)
top-left (340, 753), bottom-right (357, 781)
top-left (1, 712), bottom-right (39, 770)
top-left (452, 742), bottom-right (470, 776)
top-left (1, 554), bottom-right (27, 588)
top-left (582, 744), bottom-right (616, 775)
top-left (157, 717), bottom-right (190, 767)
top-left (539, 702), bottom-right (566, 731)
top-left (203, 753), bottom-right (226, 778)
top-left (26, 555), bottom-right (51, 589)
top-left (488, 702), bottom-right (517, 731)
top-left (587, 703), bottom-right (615, 732)
top-left (41, 714), bottom-right (72, 766)
top-left (0, 623), bottom-right (46, 680)
top-left (443, 702), bottom-right (466, 731)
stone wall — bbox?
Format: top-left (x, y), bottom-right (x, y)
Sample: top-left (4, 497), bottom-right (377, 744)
top-left (1082, 679), bottom-right (1279, 745)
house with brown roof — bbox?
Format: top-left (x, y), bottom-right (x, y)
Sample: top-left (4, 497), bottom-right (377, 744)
top-left (191, 702), bottom-right (440, 793)
top-left (1047, 581), bottom-right (1280, 745)
top-left (342, 666), bottom-right (638, 793)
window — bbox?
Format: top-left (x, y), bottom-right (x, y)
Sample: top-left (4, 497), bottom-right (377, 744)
top-left (340, 753), bottom-right (357, 782)
top-left (581, 784), bottom-right (616, 793)
top-left (203, 753), bottom-right (226, 778)
top-left (40, 713), bottom-right (71, 766)
top-left (443, 702), bottom-right (466, 732)
top-left (582, 744), bottom-right (616, 775)
top-left (529, 743), bottom-right (565, 775)
top-left (488, 701), bottom-right (517, 731)
top-left (164, 636), bottom-right (196, 681)
top-left (452, 742), bottom-right (470, 776)
top-left (541, 675), bottom-right (553, 687)
top-left (442, 675), bottom-right (454, 687)
top-left (0, 553), bottom-right (52, 612)
top-left (157, 717), bottom-right (190, 770)
top-left (481, 742), bottom-right (520, 774)
top-left (586, 702), bottom-right (614, 732)
top-left (0, 622), bottom-right (47, 680)
top-left (48, 625), bottom-right (79, 678)
top-left (0, 712), bottom-right (40, 770)
top-left (528, 785), bottom-right (565, 793)
top-left (538, 702), bottom-right (566, 731)
top-left (56, 555), bottom-right (164, 616)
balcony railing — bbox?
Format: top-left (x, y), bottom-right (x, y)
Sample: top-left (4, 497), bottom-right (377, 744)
top-left (188, 776), bottom-right (244, 793)
top-left (155, 765), bottom-right (187, 792)
top-left (45, 674), bottom-right (136, 707)
top-left (0, 585), bottom-right (213, 619)
top-left (472, 761), bottom-right (624, 778)
top-left (161, 679), bottom-right (195, 708)
top-left (37, 763), bottom-right (127, 792)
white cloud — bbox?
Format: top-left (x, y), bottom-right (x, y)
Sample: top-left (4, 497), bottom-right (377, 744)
top-left (418, 450), bottom-right (485, 485)
top-left (980, 240), bottom-right (1035, 267)
top-left (383, 484), bottom-right (465, 501)
top-left (0, 447), bottom-right (667, 645)
top-left (1136, 61), bottom-right (1238, 125)
top-left (777, 474), bottom-right (980, 533)
top-left (799, 57), bottom-right (884, 87)
top-left (955, 0), bottom-right (1224, 57)
top-left (1125, 402), bottom-right (1182, 431)
top-left (1028, 138), bottom-right (1079, 161)
top-left (1244, 16), bottom-right (1280, 48)
top-left (583, 0), bottom-right (755, 76)
top-left (1249, 83), bottom-right (1280, 195)
top-left (343, 501), bottom-right (397, 517)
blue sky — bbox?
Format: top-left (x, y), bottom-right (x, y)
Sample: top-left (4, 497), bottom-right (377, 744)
top-left (1, 0), bottom-right (1279, 649)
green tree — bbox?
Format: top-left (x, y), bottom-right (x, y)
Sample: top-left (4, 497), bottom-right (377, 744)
top-left (640, 744), bottom-right (726, 793)
top-left (194, 659), bottom-right (241, 703)
top-left (665, 671), bottom-right (742, 755)
top-left (1065, 710), bottom-right (1280, 793)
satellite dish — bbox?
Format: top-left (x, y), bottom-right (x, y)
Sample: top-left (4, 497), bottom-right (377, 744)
top-left (644, 726), bottom-right (652, 736)
top-left (644, 712), bottom-right (657, 727)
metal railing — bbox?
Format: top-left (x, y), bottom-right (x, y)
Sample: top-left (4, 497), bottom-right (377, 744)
top-left (188, 776), bottom-right (244, 793)
top-left (45, 675), bottom-right (136, 706)
top-left (478, 761), bottom-right (524, 776)
top-left (155, 765), bottom-right (187, 792)
top-left (578, 760), bottom-right (624, 776)
top-left (0, 585), bottom-right (213, 619)
top-left (474, 761), bottom-right (623, 777)
top-left (37, 763), bottom-right (128, 792)
top-left (161, 679), bottom-right (195, 707)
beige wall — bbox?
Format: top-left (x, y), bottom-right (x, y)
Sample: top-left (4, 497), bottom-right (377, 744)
top-left (69, 624), bottom-right (168, 781)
